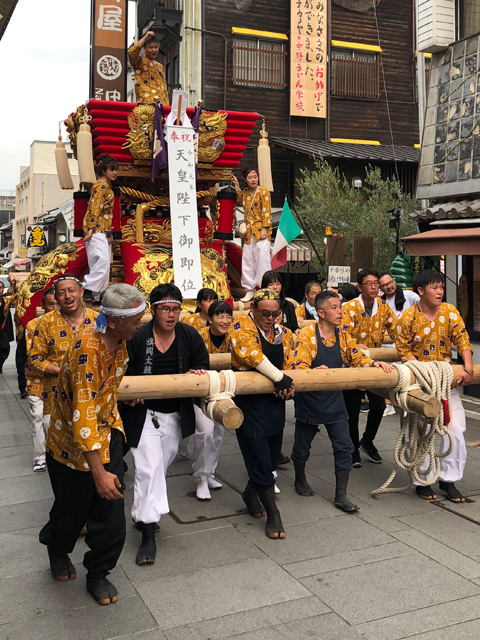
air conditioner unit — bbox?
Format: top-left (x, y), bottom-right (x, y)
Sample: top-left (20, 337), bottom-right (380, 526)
top-left (416, 0), bottom-right (455, 53)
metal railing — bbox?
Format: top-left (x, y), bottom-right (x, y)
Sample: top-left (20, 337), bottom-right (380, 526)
top-left (331, 55), bottom-right (380, 99)
top-left (232, 41), bottom-right (287, 89)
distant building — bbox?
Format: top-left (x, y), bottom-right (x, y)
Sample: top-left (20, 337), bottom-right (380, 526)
top-left (0, 190), bottom-right (15, 261)
top-left (15, 141), bottom-right (79, 262)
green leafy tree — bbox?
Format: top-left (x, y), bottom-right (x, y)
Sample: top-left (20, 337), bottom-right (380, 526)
top-left (296, 159), bottom-right (419, 275)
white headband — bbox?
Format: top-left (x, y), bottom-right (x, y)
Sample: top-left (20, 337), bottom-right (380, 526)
top-left (151, 299), bottom-right (182, 306)
top-left (100, 301), bottom-right (147, 318)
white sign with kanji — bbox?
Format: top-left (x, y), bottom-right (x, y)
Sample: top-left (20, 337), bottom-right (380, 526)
top-left (328, 265), bottom-right (351, 286)
top-left (167, 125), bottom-right (203, 297)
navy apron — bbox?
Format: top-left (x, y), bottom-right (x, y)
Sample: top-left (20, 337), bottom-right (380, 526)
top-left (295, 325), bottom-right (348, 425)
top-left (234, 328), bottom-right (285, 439)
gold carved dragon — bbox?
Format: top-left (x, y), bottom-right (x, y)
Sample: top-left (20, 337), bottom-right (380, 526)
top-left (123, 104), bottom-right (156, 160)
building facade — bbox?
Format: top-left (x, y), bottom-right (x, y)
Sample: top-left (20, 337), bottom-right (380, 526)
top-left (135, 0), bottom-right (421, 205)
top-left (15, 141), bottom-right (79, 259)
top-left (412, 0), bottom-right (480, 387)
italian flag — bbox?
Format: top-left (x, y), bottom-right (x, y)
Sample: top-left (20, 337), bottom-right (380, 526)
top-left (271, 199), bottom-right (302, 269)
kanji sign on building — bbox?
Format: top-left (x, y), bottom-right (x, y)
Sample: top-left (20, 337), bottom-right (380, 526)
top-left (167, 126), bottom-right (203, 297)
top-left (290, 0), bottom-right (328, 118)
top-left (26, 225), bottom-right (48, 248)
top-left (89, 0), bottom-right (128, 102)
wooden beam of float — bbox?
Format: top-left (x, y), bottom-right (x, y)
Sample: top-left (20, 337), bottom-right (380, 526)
top-left (118, 364), bottom-right (480, 418)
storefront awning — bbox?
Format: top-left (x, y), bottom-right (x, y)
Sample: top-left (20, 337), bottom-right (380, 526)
top-left (403, 228), bottom-right (480, 256)
top-left (287, 242), bottom-right (312, 261)
top-left (13, 259), bottom-right (30, 266)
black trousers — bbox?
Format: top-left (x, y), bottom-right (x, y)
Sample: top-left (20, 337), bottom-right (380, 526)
top-left (343, 389), bottom-right (386, 450)
top-left (291, 418), bottom-right (353, 473)
top-left (236, 427), bottom-right (283, 493)
top-left (39, 428), bottom-right (126, 579)
top-left (15, 335), bottom-right (27, 393)
top-left (0, 345), bottom-right (10, 372)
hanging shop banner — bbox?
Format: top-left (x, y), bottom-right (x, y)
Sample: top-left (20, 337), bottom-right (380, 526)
top-left (89, 0), bottom-right (128, 101)
top-left (290, 0), bottom-right (328, 118)
top-left (26, 225), bottom-right (48, 249)
top-left (167, 126), bottom-right (203, 297)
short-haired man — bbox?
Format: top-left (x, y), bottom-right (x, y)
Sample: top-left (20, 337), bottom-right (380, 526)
top-left (295, 280), bottom-right (323, 329)
top-left (29, 274), bottom-right (98, 430)
top-left (119, 283), bottom-right (210, 566)
top-left (292, 291), bottom-right (393, 511)
top-left (341, 268), bottom-right (397, 466)
top-left (25, 287), bottom-right (58, 472)
top-left (39, 284), bottom-right (145, 605)
top-left (395, 270), bottom-right (473, 503)
top-left (128, 31), bottom-right (169, 105)
top-left (227, 289), bottom-right (294, 539)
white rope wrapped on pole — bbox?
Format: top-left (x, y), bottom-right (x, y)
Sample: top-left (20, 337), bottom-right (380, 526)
top-left (200, 369), bottom-right (244, 430)
top-left (371, 361), bottom-right (454, 497)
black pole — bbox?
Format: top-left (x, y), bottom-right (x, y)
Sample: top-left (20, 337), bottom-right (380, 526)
top-left (285, 194), bottom-right (325, 268)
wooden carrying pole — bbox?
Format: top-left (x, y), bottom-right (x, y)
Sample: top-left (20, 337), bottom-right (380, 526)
top-left (118, 364), bottom-right (480, 418)
top-left (207, 348), bottom-right (401, 371)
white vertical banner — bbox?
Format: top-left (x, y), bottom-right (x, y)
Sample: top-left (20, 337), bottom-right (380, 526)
top-left (167, 125), bottom-right (203, 297)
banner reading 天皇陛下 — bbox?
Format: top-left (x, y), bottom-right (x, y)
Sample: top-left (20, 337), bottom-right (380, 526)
top-left (167, 125), bottom-right (203, 298)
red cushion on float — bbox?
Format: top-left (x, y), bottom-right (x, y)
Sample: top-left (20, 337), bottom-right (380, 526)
top-left (17, 241), bottom-right (88, 328)
top-left (220, 110), bottom-right (259, 121)
top-left (223, 128), bottom-right (253, 137)
top-left (92, 128), bottom-right (130, 139)
top-left (120, 241), bottom-right (232, 306)
top-left (212, 160), bottom-right (241, 167)
top-left (225, 120), bottom-right (257, 130)
top-left (89, 109), bottom-right (131, 121)
top-left (88, 99), bottom-right (136, 111)
top-left (93, 136), bottom-right (129, 147)
top-left (90, 118), bottom-right (130, 130)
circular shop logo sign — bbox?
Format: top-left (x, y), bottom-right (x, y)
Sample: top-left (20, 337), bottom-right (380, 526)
top-left (97, 55), bottom-right (122, 80)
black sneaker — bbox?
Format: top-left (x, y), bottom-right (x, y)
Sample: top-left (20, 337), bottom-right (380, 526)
top-left (359, 439), bottom-right (382, 463)
top-left (352, 449), bottom-right (362, 468)
top-left (360, 402), bottom-right (370, 413)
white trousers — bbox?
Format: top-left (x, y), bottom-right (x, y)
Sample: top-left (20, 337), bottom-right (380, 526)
top-left (192, 405), bottom-right (225, 478)
top-left (131, 410), bottom-right (182, 524)
top-left (414, 389), bottom-right (467, 485)
top-left (29, 396), bottom-right (49, 462)
top-left (241, 238), bottom-right (271, 291)
top-left (83, 233), bottom-right (111, 300)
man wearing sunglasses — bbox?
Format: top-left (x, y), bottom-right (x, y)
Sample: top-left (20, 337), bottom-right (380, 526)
top-left (119, 283), bottom-right (209, 566)
top-left (341, 268), bottom-right (397, 466)
top-left (227, 289), bottom-right (295, 540)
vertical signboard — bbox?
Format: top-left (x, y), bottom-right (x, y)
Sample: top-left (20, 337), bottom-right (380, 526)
top-left (290, 0), bottom-right (328, 118)
top-left (167, 126), bottom-right (203, 298)
top-left (90, 0), bottom-right (128, 102)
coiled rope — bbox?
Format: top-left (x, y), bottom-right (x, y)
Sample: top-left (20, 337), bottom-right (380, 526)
top-left (372, 361), bottom-right (454, 496)
top-left (201, 369), bottom-right (237, 421)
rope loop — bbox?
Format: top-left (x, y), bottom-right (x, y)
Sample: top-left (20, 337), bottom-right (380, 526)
top-left (372, 360), bottom-right (454, 497)
top-left (201, 370), bottom-right (237, 421)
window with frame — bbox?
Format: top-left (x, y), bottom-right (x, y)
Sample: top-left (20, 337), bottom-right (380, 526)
top-left (232, 36), bottom-right (287, 89)
top-left (331, 48), bottom-right (380, 99)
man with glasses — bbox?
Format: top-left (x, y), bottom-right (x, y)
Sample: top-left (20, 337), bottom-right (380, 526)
top-left (227, 289), bottom-right (294, 539)
top-left (119, 283), bottom-right (209, 566)
top-left (379, 272), bottom-right (419, 319)
top-left (341, 269), bottom-right (397, 466)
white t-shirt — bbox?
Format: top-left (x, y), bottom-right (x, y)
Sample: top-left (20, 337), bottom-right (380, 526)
top-left (385, 289), bottom-right (420, 318)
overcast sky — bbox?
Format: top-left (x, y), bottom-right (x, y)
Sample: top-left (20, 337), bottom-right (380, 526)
top-left (0, 0), bottom-right (135, 191)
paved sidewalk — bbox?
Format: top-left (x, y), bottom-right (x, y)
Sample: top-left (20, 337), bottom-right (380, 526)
top-left (3, 348), bottom-right (480, 640)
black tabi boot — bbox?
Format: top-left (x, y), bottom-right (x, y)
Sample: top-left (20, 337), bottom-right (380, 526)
top-left (334, 471), bottom-right (359, 513)
top-left (242, 479), bottom-right (266, 518)
top-left (294, 461), bottom-right (314, 496)
top-left (439, 480), bottom-right (466, 503)
top-left (87, 575), bottom-right (118, 605)
top-left (257, 486), bottom-right (286, 539)
top-left (47, 547), bottom-right (76, 581)
top-left (135, 522), bottom-right (157, 565)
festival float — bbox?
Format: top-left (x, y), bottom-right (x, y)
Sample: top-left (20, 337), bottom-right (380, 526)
top-left (14, 93), bottom-right (267, 329)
